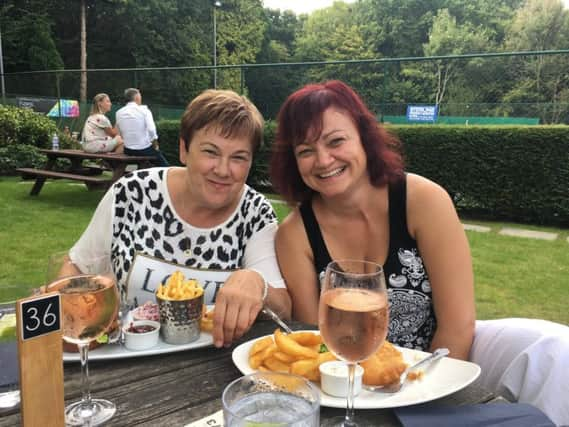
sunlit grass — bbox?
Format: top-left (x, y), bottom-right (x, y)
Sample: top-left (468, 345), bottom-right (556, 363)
top-left (1, 176), bottom-right (568, 325)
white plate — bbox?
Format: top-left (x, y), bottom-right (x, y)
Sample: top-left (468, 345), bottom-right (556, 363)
top-left (232, 332), bottom-right (481, 409)
top-left (63, 307), bottom-right (214, 362)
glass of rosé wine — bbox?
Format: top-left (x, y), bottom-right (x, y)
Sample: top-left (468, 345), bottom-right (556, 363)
top-left (45, 254), bottom-right (119, 426)
top-left (319, 260), bottom-right (388, 427)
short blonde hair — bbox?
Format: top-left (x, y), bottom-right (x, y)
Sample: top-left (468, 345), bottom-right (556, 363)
top-left (90, 93), bottom-right (109, 115)
top-left (180, 89), bottom-right (264, 152)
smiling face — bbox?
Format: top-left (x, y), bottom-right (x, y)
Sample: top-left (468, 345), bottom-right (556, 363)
top-left (179, 126), bottom-right (253, 213)
top-left (293, 107), bottom-right (369, 199)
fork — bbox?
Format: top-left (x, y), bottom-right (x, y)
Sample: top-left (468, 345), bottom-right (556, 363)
top-left (364, 347), bottom-right (450, 393)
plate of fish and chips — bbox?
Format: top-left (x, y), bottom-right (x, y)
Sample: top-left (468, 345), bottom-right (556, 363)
top-left (232, 330), bottom-right (481, 409)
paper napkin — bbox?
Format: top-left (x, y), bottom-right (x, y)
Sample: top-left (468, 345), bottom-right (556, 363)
top-left (183, 409), bottom-right (224, 427)
top-left (394, 402), bottom-right (556, 427)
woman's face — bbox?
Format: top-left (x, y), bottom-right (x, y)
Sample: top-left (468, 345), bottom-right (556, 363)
top-left (179, 126), bottom-right (253, 212)
top-left (293, 107), bottom-right (368, 199)
top-left (99, 96), bottom-right (112, 113)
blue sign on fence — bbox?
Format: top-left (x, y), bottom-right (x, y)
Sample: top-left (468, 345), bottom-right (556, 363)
top-left (406, 105), bottom-right (438, 122)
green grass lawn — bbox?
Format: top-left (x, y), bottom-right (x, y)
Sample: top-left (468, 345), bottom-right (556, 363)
top-left (1, 176), bottom-right (568, 325)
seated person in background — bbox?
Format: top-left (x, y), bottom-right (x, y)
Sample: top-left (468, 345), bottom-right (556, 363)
top-left (116, 88), bottom-right (169, 167)
top-left (60, 89), bottom-right (291, 348)
top-left (270, 80), bottom-right (475, 360)
top-left (81, 93), bottom-right (124, 154)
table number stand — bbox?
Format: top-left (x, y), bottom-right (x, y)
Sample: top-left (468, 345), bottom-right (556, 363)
top-left (16, 291), bottom-right (65, 427)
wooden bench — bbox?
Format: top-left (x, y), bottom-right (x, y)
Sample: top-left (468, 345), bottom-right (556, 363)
top-left (17, 149), bottom-right (155, 196)
top-left (16, 168), bottom-right (112, 194)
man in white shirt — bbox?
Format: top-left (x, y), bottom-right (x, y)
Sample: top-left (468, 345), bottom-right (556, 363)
top-left (115, 88), bottom-right (169, 166)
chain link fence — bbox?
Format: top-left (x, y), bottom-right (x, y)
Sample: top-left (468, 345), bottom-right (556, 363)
top-left (2, 49), bottom-right (569, 130)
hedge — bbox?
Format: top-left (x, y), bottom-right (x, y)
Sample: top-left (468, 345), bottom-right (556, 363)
top-left (0, 104), bottom-right (57, 148)
top-left (390, 125), bottom-right (569, 226)
top-left (2, 106), bottom-right (567, 226)
top-left (0, 105), bottom-right (77, 174)
top-left (155, 121), bottom-right (569, 225)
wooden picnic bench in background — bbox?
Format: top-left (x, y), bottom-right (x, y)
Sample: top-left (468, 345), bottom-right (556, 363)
top-left (17, 149), bottom-right (155, 196)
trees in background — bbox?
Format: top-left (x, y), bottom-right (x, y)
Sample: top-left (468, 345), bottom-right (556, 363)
top-left (246, 8), bottom-right (301, 118)
top-left (501, 0), bottom-right (569, 123)
top-left (422, 9), bottom-right (493, 106)
top-left (1, 0), bottom-right (569, 122)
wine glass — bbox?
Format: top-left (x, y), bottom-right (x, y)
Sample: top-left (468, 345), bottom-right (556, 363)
top-left (45, 254), bottom-right (119, 426)
top-left (0, 286), bottom-right (26, 416)
top-left (318, 260), bottom-right (388, 427)
top-left (46, 251), bottom-right (126, 344)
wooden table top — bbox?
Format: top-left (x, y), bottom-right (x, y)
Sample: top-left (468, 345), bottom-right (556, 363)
top-left (0, 321), bottom-right (494, 426)
top-left (38, 149), bottom-right (155, 163)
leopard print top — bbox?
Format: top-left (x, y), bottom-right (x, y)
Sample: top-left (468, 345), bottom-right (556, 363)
top-left (109, 168), bottom-right (278, 289)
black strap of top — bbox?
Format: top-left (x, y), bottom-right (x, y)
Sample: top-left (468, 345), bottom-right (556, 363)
top-left (300, 173), bottom-right (409, 279)
top-left (388, 174), bottom-right (408, 244)
top-left (299, 201), bottom-right (332, 275)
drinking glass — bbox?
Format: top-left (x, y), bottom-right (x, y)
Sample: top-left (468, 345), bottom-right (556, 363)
top-left (45, 272), bottom-right (119, 426)
top-left (46, 251), bottom-right (109, 285)
top-left (319, 260), bottom-right (388, 427)
top-left (0, 286), bottom-right (25, 416)
top-left (222, 372), bottom-right (320, 426)
top-left (46, 251), bottom-right (125, 345)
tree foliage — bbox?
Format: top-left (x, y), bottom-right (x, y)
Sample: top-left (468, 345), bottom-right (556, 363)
top-left (501, 0), bottom-right (569, 123)
top-left (2, 0), bottom-right (569, 123)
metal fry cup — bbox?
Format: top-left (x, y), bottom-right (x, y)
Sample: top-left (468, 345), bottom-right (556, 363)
top-left (156, 294), bottom-right (203, 345)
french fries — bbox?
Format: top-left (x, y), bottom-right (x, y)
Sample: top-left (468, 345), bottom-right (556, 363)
top-left (248, 329), bottom-right (336, 382)
top-left (200, 306), bottom-right (214, 332)
top-left (156, 271), bottom-right (203, 301)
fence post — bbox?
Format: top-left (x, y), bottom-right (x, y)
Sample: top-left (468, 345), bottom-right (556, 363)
top-left (240, 67), bottom-right (245, 94)
top-left (56, 72), bottom-right (62, 127)
top-left (380, 61), bottom-right (389, 123)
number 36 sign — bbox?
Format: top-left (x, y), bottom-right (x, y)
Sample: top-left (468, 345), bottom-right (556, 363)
top-left (17, 291), bottom-right (65, 426)
top-left (20, 293), bottom-right (61, 340)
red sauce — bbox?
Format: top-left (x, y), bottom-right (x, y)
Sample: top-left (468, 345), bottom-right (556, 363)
top-left (127, 323), bottom-right (156, 334)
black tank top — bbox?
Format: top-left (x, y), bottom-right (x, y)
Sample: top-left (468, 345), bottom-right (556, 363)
top-left (299, 176), bottom-right (437, 351)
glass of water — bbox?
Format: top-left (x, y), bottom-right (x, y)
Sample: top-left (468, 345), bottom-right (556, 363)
top-left (222, 372), bottom-right (320, 427)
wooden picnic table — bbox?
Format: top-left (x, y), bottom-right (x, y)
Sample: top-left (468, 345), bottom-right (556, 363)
top-left (0, 320), bottom-right (499, 427)
top-left (17, 149), bottom-right (155, 196)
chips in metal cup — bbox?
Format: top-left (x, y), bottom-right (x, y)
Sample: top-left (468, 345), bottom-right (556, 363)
top-left (156, 294), bottom-right (203, 345)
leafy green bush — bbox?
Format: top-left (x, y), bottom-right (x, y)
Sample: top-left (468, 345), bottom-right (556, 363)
top-left (389, 125), bottom-right (569, 226)
top-left (156, 120), bottom-right (181, 166)
top-left (159, 120), bottom-right (569, 226)
top-left (249, 120), bottom-right (275, 191)
top-left (0, 105), bottom-right (57, 148)
top-left (0, 144), bottom-right (47, 175)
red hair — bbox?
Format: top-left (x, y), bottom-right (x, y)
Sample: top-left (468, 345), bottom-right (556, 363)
top-left (270, 80), bottom-right (404, 204)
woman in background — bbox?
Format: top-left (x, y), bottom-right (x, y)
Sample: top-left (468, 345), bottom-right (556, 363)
top-left (271, 80), bottom-right (475, 359)
top-left (81, 93), bottom-right (124, 154)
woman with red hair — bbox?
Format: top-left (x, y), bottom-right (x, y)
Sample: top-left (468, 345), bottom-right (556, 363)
top-left (271, 80), bottom-right (475, 359)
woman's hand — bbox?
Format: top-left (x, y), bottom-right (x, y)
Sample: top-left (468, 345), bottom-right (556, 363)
top-left (212, 269), bottom-right (265, 348)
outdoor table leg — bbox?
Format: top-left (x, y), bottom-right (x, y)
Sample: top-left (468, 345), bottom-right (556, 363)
top-left (30, 156), bottom-right (56, 196)
top-left (69, 157), bottom-right (83, 172)
top-left (110, 162), bottom-right (127, 183)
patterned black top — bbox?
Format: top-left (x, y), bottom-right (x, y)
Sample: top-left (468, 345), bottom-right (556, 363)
top-left (299, 175), bottom-right (437, 350)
